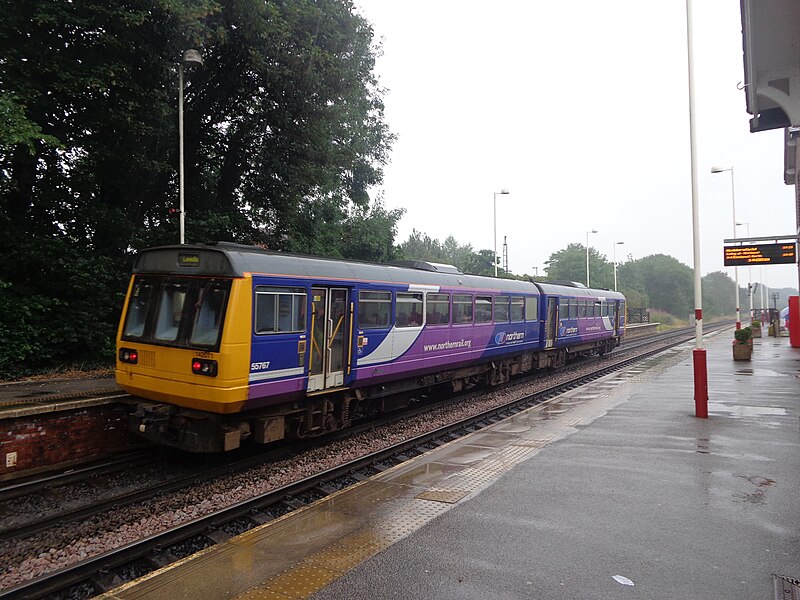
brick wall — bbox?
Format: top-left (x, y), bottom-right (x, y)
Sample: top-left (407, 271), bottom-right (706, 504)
top-left (0, 404), bottom-right (144, 477)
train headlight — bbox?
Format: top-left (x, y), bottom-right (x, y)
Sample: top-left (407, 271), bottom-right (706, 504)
top-left (119, 348), bottom-right (138, 364)
top-left (191, 358), bottom-right (218, 377)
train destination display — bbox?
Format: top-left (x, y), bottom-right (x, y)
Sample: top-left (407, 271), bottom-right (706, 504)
top-left (723, 242), bottom-right (797, 266)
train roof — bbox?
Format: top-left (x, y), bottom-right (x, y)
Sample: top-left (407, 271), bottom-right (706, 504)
top-left (132, 243), bottom-right (541, 293)
top-left (534, 281), bottom-right (626, 300)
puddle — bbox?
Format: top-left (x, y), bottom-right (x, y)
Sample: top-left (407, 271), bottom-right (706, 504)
top-left (707, 403), bottom-right (788, 418)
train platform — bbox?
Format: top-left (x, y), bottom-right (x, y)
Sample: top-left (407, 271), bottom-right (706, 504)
top-left (102, 329), bottom-right (800, 600)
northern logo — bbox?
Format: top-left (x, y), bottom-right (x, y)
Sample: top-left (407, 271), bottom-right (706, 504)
top-left (495, 331), bottom-right (524, 345)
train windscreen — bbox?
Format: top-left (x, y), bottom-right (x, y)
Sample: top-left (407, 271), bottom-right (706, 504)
top-left (121, 276), bottom-right (232, 351)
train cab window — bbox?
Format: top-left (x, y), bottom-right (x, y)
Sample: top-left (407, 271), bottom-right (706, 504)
top-left (121, 276), bottom-right (232, 351)
top-left (475, 296), bottom-right (492, 323)
top-left (396, 292), bottom-right (423, 327)
top-left (255, 287), bottom-right (307, 334)
top-left (453, 294), bottom-right (473, 324)
top-left (426, 293), bottom-right (450, 325)
top-left (525, 297), bottom-right (538, 321)
top-left (510, 297), bottom-right (525, 322)
top-left (494, 297), bottom-right (510, 323)
top-left (123, 279), bottom-right (157, 338)
top-left (155, 282), bottom-right (190, 342)
top-left (190, 282), bottom-right (231, 346)
top-left (358, 290), bottom-right (391, 329)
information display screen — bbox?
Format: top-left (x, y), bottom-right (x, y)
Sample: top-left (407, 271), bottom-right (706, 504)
top-left (723, 243), bottom-right (797, 266)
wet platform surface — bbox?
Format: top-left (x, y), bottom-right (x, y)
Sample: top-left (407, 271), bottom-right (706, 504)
top-left (0, 375), bottom-right (120, 418)
top-left (102, 331), bottom-right (800, 600)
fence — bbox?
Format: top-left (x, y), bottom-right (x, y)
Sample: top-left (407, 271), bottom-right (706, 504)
top-left (627, 308), bottom-right (650, 324)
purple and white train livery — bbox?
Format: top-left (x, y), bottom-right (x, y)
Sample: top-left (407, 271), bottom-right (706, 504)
top-left (117, 243), bottom-right (625, 452)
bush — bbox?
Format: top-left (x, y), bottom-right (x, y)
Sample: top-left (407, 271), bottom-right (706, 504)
top-left (734, 327), bottom-right (752, 344)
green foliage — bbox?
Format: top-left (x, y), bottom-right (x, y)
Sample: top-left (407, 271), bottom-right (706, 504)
top-left (734, 326), bottom-right (752, 344)
top-left (544, 243), bottom-right (613, 288)
top-left (0, 0), bottom-right (394, 377)
top-left (399, 231), bottom-right (500, 276)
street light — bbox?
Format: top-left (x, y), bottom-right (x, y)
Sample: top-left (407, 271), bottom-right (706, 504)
top-left (613, 241), bottom-right (625, 291)
top-left (736, 221), bottom-right (753, 321)
top-left (493, 189), bottom-right (509, 277)
top-left (178, 48), bottom-right (204, 245)
top-left (585, 230), bottom-right (597, 287)
top-left (711, 165), bottom-right (740, 329)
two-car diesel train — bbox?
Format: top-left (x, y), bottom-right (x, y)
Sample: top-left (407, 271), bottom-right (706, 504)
top-left (116, 243), bottom-right (626, 452)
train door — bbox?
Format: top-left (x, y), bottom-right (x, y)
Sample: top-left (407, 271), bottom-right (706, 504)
top-left (544, 298), bottom-right (558, 348)
top-left (612, 301), bottom-right (620, 333)
top-left (308, 287), bottom-right (350, 392)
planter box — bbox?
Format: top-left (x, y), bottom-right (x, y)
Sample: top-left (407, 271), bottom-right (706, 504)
top-left (732, 340), bottom-right (753, 361)
top-left (751, 327), bottom-right (762, 338)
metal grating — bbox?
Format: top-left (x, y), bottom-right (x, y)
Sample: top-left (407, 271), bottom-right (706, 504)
top-left (139, 349), bottom-right (156, 368)
top-left (773, 574), bottom-right (800, 600)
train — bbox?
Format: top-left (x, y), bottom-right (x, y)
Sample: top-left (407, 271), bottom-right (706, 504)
top-left (116, 242), bottom-right (626, 452)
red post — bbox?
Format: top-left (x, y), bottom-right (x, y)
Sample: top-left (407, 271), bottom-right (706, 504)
top-left (789, 296), bottom-right (800, 348)
top-left (693, 349), bottom-right (708, 418)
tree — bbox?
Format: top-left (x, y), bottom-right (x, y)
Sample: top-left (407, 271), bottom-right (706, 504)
top-left (0, 0), bottom-right (394, 377)
top-left (398, 231), bottom-right (500, 276)
top-left (544, 243), bottom-right (613, 288)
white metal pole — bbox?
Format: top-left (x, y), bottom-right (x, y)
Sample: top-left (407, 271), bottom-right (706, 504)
top-left (586, 231), bottom-right (590, 287)
top-left (493, 192), bottom-right (497, 277)
top-left (613, 243), bottom-right (617, 291)
top-left (178, 63), bottom-right (185, 245)
top-left (686, 0), bottom-right (707, 415)
top-left (730, 168), bottom-right (740, 329)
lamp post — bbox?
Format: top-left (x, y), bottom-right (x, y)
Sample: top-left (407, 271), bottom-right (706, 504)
top-left (711, 165), bottom-right (740, 329)
top-left (178, 48), bottom-right (204, 245)
top-left (585, 230), bottom-right (597, 287)
top-left (493, 189), bottom-right (509, 277)
top-left (736, 221), bottom-right (753, 321)
top-left (613, 241), bottom-right (625, 291)
top-left (686, 0), bottom-right (707, 417)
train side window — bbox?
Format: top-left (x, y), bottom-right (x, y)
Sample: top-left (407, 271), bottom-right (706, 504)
top-left (426, 293), bottom-right (450, 325)
top-left (569, 299), bottom-right (578, 320)
top-left (453, 294), bottom-right (473, 324)
top-left (475, 296), bottom-right (492, 323)
top-left (154, 282), bottom-right (190, 341)
top-left (494, 297), bottom-right (510, 323)
top-left (358, 290), bottom-right (392, 329)
top-left (255, 287), bottom-right (307, 334)
top-left (123, 278), bottom-right (157, 338)
top-left (579, 300), bottom-right (587, 319)
top-left (510, 296), bottom-right (525, 322)
top-left (396, 292), bottom-right (423, 327)
top-left (525, 297), bottom-right (538, 321)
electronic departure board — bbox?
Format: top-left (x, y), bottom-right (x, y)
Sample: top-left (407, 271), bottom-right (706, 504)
top-left (723, 243), bottom-right (797, 266)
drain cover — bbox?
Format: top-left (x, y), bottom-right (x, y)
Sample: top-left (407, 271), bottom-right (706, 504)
top-left (773, 574), bottom-right (800, 600)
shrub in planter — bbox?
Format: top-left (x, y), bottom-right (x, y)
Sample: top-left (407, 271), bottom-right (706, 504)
top-left (733, 326), bottom-right (753, 360)
top-left (734, 327), bottom-right (752, 344)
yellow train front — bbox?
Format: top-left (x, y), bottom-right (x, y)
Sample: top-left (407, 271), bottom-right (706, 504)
top-left (116, 245), bottom-right (257, 451)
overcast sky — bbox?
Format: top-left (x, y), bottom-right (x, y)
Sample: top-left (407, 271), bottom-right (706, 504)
top-left (353, 0), bottom-right (799, 292)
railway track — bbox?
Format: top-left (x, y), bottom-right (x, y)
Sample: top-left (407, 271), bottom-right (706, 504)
top-left (0, 323), bottom-right (729, 599)
top-left (0, 321), bottom-right (730, 542)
